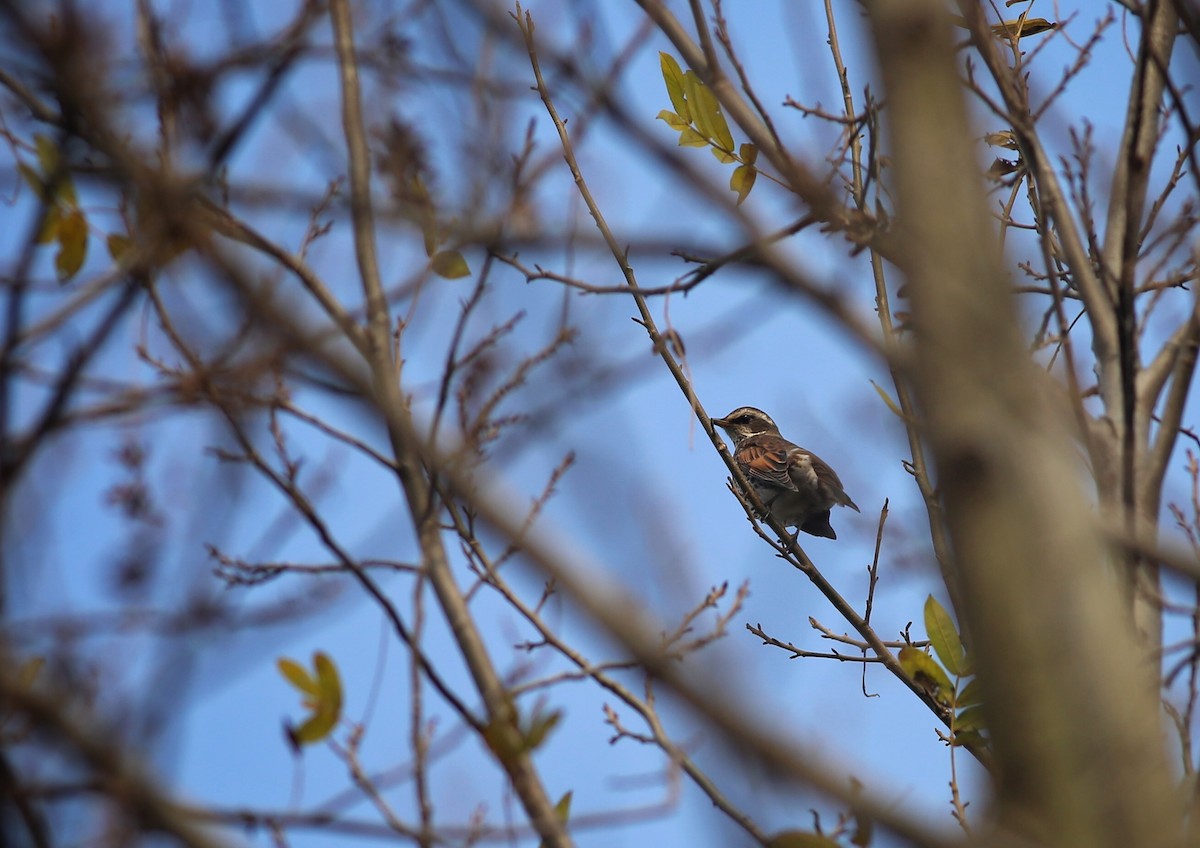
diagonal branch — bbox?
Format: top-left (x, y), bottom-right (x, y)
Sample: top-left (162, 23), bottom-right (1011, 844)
top-left (513, 2), bottom-right (963, 742)
top-left (1146, 295), bottom-right (1200, 492)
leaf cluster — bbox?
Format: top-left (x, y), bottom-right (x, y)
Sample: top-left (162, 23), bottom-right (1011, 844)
top-left (277, 651), bottom-right (344, 748)
top-left (899, 597), bottom-right (985, 749)
top-left (656, 53), bottom-right (758, 205)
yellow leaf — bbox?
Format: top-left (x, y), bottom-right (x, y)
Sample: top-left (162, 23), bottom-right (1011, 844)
top-left (656, 110), bottom-right (690, 132)
top-left (292, 701), bottom-right (339, 744)
top-left (710, 146), bottom-right (737, 165)
top-left (955, 705), bottom-right (987, 734)
top-left (431, 249), bottom-right (470, 279)
top-left (730, 164), bottom-right (756, 205)
top-left (55, 208), bottom-right (88, 280)
top-left (279, 653), bottom-right (343, 746)
top-left (677, 127), bottom-right (708, 148)
top-left (107, 233), bottom-right (132, 262)
top-left (18, 163), bottom-right (47, 201)
top-left (658, 53), bottom-right (690, 123)
top-left (36, 204), bottom-right (61, 244)
top-left (739, 142), bottom-right (758, 164)
top-left (483, 714), bottom-right (521, 763)
top-left (34, 134), bottom-right (58, 174)
top-left (987, 157), bottom-right (1022, 180)
top-left (984, 130), bottom-right (1019, 149)
top-left (696, 77), bottom-right (734, 152)
top-left (869, 380), bottom-right (904, 418)
top-left (682, 72), bottom-right (711, 139)
top-left (30, 134), bottom-right (76, 203)
top-left (537, 791), bottom-right (573, 848)
top-left (712, 111), bottom-right (735, 155)
top-left (924, 595), bottom-right (966, 677)
top-left (992, 17), bottom-right (1057, 38)
top-left (899, 646), bottom-right (954, 705)
top-left (407, 172), bottom-right (431, 207)
top-left (684, 71), bottom-right (734, 154)
top-left (55, 174), bottom-right (77, 206)
top-left (277, 657), bottom-right (319, 696)
top-left (957, 678), bottom-right (983, 707)
top-left (313, 651), bottom-right (342, 710)
top-left (954, 728), bottom-right (988, 750)
top-left (523, 708), bottom-right (561, 751)
top-left (422, 224), bottom-right (438, 257)
top-left (554, 790), bottom-right (572, 820)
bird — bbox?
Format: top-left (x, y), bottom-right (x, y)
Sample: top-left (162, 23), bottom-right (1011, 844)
top-left (711, 406), bottom-right (860, 539)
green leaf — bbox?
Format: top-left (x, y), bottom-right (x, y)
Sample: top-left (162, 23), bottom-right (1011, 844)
top-left (869, 380), bottom-right (904, 418)
top-left (956, 677), bottom-right (983, 707)
top-left (277, 657), bottom-right (319, 696)
top-left (730, 164), bottom-right (756, 205)
top-left (523, 708), bottom-right (561, 751)
top-left (537, 791), bottom-right (573, 848)
top-left (955, 705), bottom-right (987, 734)
top-left (899, 645), bottom-right (954, 705)
top-left (55, 208), bottom-right (88, 280)
top-left (431, 249), bottom-right (470, 279)
top-left (954, 728), bottom-right (988, 750)
top-left (924, 595), bottom-right (966, 677)
top-left (658, 52), bottom-right (690, 123)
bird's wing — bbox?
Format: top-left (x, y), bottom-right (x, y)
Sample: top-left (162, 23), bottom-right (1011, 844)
top-left (805, 451), bottom-right (861, 512)
top-left (736, 436), bottom-right (800, 491)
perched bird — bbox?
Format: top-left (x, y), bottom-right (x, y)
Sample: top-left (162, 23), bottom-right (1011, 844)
top-left (711, 406), bottom-right (860, 539)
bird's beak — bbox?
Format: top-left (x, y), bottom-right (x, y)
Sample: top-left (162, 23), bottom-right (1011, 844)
top-left (710, 416), bottom-right (729, 429)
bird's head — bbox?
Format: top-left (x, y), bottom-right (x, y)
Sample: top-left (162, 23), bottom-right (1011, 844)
top-left (711, 406), bottom-right (781, 445)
